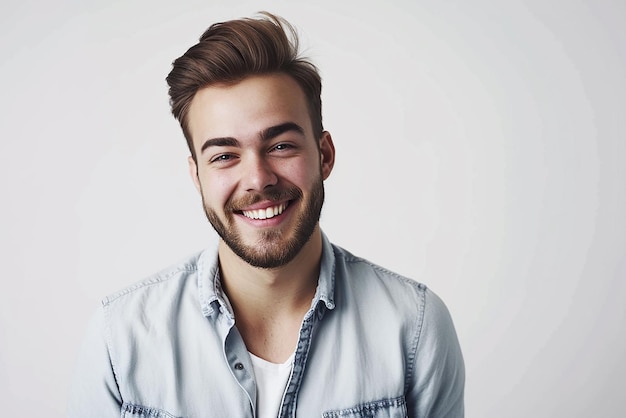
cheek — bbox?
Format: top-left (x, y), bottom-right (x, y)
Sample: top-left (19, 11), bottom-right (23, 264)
top-left (296, 170), bottom-right (322, 194)
top-left (198, 173), bottom-right (236, 207)
top-left (275, 161), bottom-right (314, 187)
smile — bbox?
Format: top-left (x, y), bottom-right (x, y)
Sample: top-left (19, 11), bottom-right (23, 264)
top-left (242, 202), bottom-right (288, 220)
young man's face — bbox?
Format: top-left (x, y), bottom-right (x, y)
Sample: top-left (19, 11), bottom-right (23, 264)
top-left (187, 73), bottom-right (334, 268)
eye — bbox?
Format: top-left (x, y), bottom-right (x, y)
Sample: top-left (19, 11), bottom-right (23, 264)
top-left (270, 143), bottom-right (295, 152)
top-left (209, 154), bottom-right (237, 164)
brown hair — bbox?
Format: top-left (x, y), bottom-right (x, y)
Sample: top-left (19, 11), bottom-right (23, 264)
top-left (166, 12), bottom-right (323, 161)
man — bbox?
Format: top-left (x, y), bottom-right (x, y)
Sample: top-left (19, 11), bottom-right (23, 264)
top-left (69, 12), bottom-right (464, 417)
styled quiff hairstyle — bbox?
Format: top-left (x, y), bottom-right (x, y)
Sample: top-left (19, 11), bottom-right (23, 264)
top-left (166, 12), bottom-right (323, 161)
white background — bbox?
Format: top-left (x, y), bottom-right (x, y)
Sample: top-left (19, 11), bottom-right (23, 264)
top-left (1, 0), bottom-right (624, 416)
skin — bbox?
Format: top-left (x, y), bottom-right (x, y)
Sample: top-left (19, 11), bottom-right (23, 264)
top-left (186, 73), bottom-right (335, 362)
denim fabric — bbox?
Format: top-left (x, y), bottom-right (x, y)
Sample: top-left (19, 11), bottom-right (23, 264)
top-left (68, 233), bottom-right (464, 417)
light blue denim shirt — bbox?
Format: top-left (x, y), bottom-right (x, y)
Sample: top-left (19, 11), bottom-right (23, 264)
top-left (68, 233), bottom-right (464, 417)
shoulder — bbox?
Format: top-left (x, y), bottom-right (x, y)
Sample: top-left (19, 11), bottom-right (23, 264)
top-left (331, 243), bottom-right (427, 298)
top-left (101, 250), bottom-right (205, 315)
top-left (94, 249), bottom-right (217, 361)
top-left (330, 243), bottom-right (456, 331)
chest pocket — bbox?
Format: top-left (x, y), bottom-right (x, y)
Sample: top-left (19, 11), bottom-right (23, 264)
top-left (121, 402), bottom-right (181, 418)
top-left (322, 396), bottom-right (407, 418)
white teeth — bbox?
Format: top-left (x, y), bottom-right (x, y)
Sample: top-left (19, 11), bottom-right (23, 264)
top-left (242, 203), bottom-right (287, 220)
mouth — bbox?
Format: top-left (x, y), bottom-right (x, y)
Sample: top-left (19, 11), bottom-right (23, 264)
top-left (241, 202), bottom-right (289, 220)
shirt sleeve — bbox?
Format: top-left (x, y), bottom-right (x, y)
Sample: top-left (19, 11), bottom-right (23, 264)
top-left (67, 305), bottom-right (123, 417)
top-left (406, 288), bottom-right (465, 417)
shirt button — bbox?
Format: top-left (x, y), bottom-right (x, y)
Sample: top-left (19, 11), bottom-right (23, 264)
top-left (234, 363), bottom-right (244, 370)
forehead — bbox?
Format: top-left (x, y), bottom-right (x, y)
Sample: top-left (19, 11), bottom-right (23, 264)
top-left (187, 73), bottom-right (312, 146)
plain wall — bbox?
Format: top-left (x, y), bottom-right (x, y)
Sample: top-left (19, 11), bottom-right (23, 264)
top-left (1, 0), bottom-right (624, 416)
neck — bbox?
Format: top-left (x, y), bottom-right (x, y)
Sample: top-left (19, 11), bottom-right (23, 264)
top-left (216, 227), bottom-right (323, 363)
top-left (218, 226), bottom-right (323, 315)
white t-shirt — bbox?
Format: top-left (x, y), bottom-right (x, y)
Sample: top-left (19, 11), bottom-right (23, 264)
top-left (248, 352), bottom-right (295, 418)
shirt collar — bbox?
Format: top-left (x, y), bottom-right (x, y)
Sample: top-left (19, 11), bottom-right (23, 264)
top-left (315, 231), bottom-right (336, 311)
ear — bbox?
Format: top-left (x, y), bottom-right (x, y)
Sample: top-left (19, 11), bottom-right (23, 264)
top-left (188, 156), bottom-right (202, 193)
top-left (319, 131), bottom-right (335, 180)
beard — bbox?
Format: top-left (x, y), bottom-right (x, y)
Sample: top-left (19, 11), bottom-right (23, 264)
top-left (201, 177), bottom-right (325, 269)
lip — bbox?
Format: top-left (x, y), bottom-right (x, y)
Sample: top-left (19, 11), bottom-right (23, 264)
top-left (239, 199), bottom-right (290, 212)
top-left (236, 199), bottom-right (294, 226)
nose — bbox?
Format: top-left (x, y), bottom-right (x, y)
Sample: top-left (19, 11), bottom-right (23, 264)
top-left (241, 154), bottom-right (278, 192)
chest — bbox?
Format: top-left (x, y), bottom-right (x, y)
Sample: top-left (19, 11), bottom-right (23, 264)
top-left (113, 307), bottom-right (410, 417)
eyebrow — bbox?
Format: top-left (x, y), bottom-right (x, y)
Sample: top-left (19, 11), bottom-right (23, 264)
top-left (200, 136), bottom-right (239, 153)
top-left (199, 122), bottom-right (305, 154)
top-left (260, 122), bottom-right (305, 142)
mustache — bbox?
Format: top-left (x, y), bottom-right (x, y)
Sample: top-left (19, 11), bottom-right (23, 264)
top-left (226, 186), bottom-right (303, 212)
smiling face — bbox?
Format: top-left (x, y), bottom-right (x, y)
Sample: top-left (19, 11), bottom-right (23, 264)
top-left (187, 73), bottom-right (335, 269)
